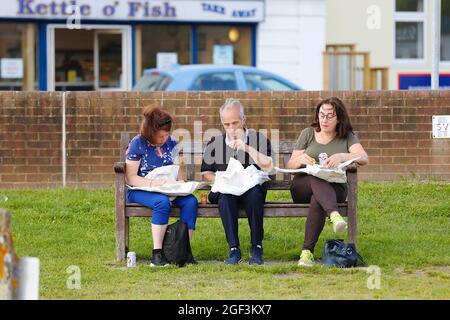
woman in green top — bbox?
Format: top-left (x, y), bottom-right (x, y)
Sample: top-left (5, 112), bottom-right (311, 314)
top-left (287, 97), bottom-right (369, 267)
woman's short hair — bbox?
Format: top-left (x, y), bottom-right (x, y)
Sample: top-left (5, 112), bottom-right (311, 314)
top-left (311, 97), bottom-right (353, 138)
top-left (140, 106), bottom-right (173, 144)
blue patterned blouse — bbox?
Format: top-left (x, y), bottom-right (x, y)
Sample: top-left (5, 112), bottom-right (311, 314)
top-left (125, 134), bottom-right (178, 177)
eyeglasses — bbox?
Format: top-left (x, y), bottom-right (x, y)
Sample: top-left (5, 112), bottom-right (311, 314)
top-left (318, 112), bottom-right (337, 120)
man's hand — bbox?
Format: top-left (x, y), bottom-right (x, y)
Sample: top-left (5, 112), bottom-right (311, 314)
top-left (228, 138), bottom-right (247, 152)
top-left (202, 172), bottom-right (216, 183)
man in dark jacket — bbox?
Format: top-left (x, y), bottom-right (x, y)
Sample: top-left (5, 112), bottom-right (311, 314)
top-left (201, 99), bottom-right (273, 265)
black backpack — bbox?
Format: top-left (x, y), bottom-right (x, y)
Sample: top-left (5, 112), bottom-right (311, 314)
top-left (322, 239), bottom-right (365, 268)
top-left (162, 220), bottom-right (192, 267)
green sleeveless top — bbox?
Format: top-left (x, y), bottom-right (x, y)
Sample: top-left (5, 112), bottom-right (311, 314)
top-left (294, 127), bottom-right (359, 188)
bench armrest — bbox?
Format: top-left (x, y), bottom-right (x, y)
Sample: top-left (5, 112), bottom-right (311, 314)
top-left (345, 163), bottom-right (358, 173)
top-left (114, 162), bottom-right (126, 174)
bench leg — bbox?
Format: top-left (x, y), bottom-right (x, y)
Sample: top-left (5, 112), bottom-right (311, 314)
top-left (115, 173), bottom-right (127, 262)
top-left (125, 217), bottom-right (129, 253)
top-left (116, 214), bottom-right (126, 262)
top-left (347, 170), bottom-right (358, 246)
top-left (348, 207), bottom-right (357, 245)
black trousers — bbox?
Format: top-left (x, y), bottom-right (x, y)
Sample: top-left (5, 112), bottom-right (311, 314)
top-left (209, 185), bottom-right (267, 248)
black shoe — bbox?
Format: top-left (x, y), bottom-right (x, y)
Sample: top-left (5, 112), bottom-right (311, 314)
top-left (186, 252), bottom-right (198, 265)
top-left (249, 245), bottom-right (264, 265)
top-left (150, 251), bottom-right (169, 267)
top-left (225, 247), bottom-right (242, 265)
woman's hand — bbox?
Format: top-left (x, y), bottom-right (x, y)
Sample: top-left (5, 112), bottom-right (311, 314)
top-left (287, 150), bottom-right (315, 169)
top-left (150, 179), bottom-right (166, 187)
top-left (323, 154), bottom-right (343, 168)
top-left (300, 153), bottom-right (315, 166)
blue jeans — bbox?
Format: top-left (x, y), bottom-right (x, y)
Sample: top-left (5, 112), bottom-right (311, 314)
top-left (127, 190), bottom-right (198, 230)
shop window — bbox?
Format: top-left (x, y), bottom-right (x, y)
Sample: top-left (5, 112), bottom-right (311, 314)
top-left (0, 23), bottom-right (37, 90)
top-left (197, 25), bottom-right (251, 65)
top-left (395, 0), bottom-right (425, 60)
top-left (53, 27), bottom-right (127, 91)
top-left (54, 29), bottom-right (94, 90)
top-left (140, 24), bottom-right (191, 70)
top-left (97, 33), bottom-right (123, 89)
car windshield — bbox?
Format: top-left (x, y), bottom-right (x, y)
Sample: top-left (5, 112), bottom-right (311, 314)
top-left (244, 73), bottom-right (295, 90)
top-left (134, 73), bottom-right (172, 91)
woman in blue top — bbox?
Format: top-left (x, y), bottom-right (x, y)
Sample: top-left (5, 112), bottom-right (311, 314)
top-left (125, 106), bottom-right (198, 267)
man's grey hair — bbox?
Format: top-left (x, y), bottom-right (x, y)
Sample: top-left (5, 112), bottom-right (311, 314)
top-left (219, 98), bottom-right (245, 120)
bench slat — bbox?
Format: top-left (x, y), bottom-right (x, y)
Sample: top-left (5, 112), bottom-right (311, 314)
top-left (125, 203), bottom-right (348, 218)
top-left (126, 202), bottom-right (348, 208)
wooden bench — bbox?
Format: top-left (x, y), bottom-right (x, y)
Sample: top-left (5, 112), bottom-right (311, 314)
top-left (114, 132), bottom-right (358, 261)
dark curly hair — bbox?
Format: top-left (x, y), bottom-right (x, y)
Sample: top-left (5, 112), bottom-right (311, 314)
top-left (311, 97), bottom-right (353, 138)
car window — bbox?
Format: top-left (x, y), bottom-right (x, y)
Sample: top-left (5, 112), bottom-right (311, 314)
top-left (134, 73), bottom-right (172, 91)
top-left (190, 72), bottom-right (238, 90)
top-left (244, 73), bottom-right (295, 90)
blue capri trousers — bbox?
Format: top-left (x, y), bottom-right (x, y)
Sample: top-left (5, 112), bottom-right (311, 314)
top-left (127, 190), bottom-right (198, 230)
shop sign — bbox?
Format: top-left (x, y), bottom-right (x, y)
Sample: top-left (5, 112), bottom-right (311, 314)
top-left (157, 52), bottom-right (178, 69)
top-left (213, 45), bottom-right (233, 65)
top-left (1, 59), bottom-right (24, 79)
top-left (432, 116), bottom-right (450, 139)
top-left (398, 74), bottom-right (450, 90)
top-left (0, 0), bottom-right (264, 22)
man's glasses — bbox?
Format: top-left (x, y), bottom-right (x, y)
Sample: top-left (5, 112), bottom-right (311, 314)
top-left (318, 112), bottom-right (337, 120)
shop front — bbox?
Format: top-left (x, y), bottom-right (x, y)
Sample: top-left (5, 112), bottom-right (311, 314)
top-left (0, 0), bottom-right (264, 91)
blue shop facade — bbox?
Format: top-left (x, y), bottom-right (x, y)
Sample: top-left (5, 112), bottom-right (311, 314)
top-left (0, 0), bottom-right (264, 91)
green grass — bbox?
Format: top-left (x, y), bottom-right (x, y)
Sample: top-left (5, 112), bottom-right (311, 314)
top-left (1, 181), bottom-right (449, 299)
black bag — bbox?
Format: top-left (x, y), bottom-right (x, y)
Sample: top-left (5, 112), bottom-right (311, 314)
top-left (162, 220), bottom-right (192, 267)
top-left (322, 239), bottom-right (365, 268)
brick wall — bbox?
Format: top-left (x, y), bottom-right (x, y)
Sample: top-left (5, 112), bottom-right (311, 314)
top-left (0, 92), bottom-right (62, 188)
top-left (1, 90), bottom-right (449, 188)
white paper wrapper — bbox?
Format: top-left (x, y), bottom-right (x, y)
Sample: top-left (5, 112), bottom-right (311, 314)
top-left (211, 158), bottom-right (271, 196)
top-left (128, 165), bottom-right (207, 197)
top-left (275, 157), bottom-right (360, 183)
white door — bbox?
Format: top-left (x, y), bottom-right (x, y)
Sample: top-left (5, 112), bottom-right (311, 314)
top-left (47, 25), bottom-right (132, 91)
